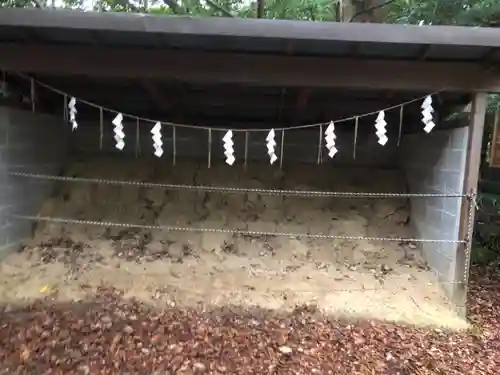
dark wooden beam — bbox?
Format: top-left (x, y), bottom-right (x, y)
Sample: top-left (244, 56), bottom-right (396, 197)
top-left (277, 41), bottom-right (295, 123)
top-left (482, 47), bottom-right (500, 60)
top-left (139, 79), bottom-right (173, 111)
top-left (175, 81), bottom-right (189, 121)
top-left (454, 92), bottom-right (487, 317)
top-left (140, 79), bottom-right (189, 121)
top-left (348, 42), bottom-right (361, 58)
top-left (42, 84), bottom-right (419, 106)
top-left (2, 44), bottom-right (499, 92)
top-left (417, 44), bottom-right (431, 60)
top-left (293, 88), bottom-right (311, 125)
top-left (44, 91), bottom-right (419, 117)
top-left (482, 47), bottom-right (500, 70)
top-left (54, 105), bottom-right (399, 123)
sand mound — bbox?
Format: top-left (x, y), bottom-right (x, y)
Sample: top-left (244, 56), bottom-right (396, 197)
top-left (0, 156), bottom-right (466, 329)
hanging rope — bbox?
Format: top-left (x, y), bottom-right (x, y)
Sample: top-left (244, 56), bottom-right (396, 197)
top-left (15, 72), bottom-right (441, 133)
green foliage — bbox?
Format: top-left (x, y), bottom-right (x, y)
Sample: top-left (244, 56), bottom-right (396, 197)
top-left (238, 0), bottom-right (336, 21)
top-left (0, 0), bottom-right (36, 7)
top-left (0, 0), bottom-right (486, 25)
top-left (472, 238), bottom-right (500, 265)
top-left (386, 0), bottom-right (500, 26)
top-left (2, 0), bottom-right (500, 28)
top-left (472, 233), bottom-right (500, 266)
top-left (473, 193), bottom-right (500, 265)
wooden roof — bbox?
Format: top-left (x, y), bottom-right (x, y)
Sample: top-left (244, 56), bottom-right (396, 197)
top-left (1, 8), bottom-right (500, 130)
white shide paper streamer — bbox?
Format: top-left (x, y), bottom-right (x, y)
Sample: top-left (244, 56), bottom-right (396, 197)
top-left (324, 121), bottom-right (338, 158)
top-left (375, 111), bottom-right (388, 146)
top-left (112, 113), bottom-right (125, 150)
top-left (151, 121), bottom-right (163, 157)
top-left (266, 129), bottom-right (278, 164)
top-left (222, 130), bottom-right (235, 165)
top-left (421, 95), bottom-right (436, 133)
top-left (68, 97), bottom-right (78, 131)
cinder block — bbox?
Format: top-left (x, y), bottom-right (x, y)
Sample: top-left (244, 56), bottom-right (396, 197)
top-left (449, 127), bottom-right (468, 149)
top-left (443, 149), bottom-right (465, 172)
top-left (442, 198), bottom-right (462, 218)
top-left (0, 125), bottom-right (7, 147)
top-left (0, 224), bottom-right (8, 246)
top-left (5, 222), bottom-right (30, 244)
top-left (427, 247), bottom-right (453, 278)
top-left (438, 241), bottom-right (457, 260)
top-left (443, 171), bottom-right (463, 194)
top-left (399, 124), bottom-right (468, 293)
top-left (0, 205), bottom-right (10, 227)
top-left (0, 107), bottom-right (68, 249)
top-left (428, 196), bottom-right (444, 211)
top-left (429, 130), bottom-right (451, 148)
top-left (441, 212), bottom-right (460, 242)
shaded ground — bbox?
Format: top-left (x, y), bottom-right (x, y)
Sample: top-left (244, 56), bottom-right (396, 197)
top-left (0, 264), bottom-right (498, 375)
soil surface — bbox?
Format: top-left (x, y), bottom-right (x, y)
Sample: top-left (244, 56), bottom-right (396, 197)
top-left (0, 157), bottom-right (465, 328)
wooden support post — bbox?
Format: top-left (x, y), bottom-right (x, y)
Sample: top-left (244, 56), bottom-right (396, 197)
top-left (454, 92), bottom-right (487, 317)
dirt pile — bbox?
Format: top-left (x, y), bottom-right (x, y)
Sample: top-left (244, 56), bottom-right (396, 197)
top-left (0, 156), bottom-right (465, 328)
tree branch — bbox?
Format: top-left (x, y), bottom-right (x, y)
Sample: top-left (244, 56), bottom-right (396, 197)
top-left (104, 0), bottom-right (140, 11)
top-left (162, 0), bottom-right (182, 13)
top-left (204, 0), bottom-right (233, 17)
top-left (31, 0), bottom-right (44, 8)
top-left (349, 0), bottom-right (396, 22)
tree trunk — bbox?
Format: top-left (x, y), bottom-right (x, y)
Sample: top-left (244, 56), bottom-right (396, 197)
top-left (341, 0), bottom-right (389, 23)
top-left (257, 0), bottom-right (264, 18)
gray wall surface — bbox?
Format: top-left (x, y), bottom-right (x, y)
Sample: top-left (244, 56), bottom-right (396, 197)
top-left (0, 107), bottom-right (67, 257)
top-left (399, 127), bottom-right (468, 296)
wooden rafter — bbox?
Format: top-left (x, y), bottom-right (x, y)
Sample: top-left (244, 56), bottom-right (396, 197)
top-left (139, 79), bottom-right (171, 110)
top-left (1, 44), bottom-right (499, 92)
top-left (293, 88), bottom-right (311, 125)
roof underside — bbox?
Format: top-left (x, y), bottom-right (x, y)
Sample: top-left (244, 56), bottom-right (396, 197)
top-left (1, 9), bottom-right (499, 130)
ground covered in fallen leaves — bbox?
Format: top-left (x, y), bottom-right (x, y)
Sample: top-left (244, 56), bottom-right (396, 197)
top-left (0, 265), bottom-right (499, 375)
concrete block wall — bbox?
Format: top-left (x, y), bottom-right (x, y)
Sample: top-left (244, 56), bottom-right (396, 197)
top-left (399, 127), bottom-right (468, 294)
top-left (71, 121), bottom-right (399, 166)
top-left (0, 107), bottom-right (68, 257)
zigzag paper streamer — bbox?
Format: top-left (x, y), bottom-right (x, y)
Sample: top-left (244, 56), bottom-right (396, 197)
top-left (68, 97), bottom-right (78, 131)
top-left (375, 111), bottom-right (388, 146)
top-left (266, 129), bottom-right (277, 164)
top-left (222, 130), bottom-right (235, 165)
top-left (324, 121), bottom-right (338, 158)
top-left (112, 113), bottom-right (125, 150)
top-left (421, 95), bottom-right (436, 133)
top-left (151, 121), bottom-right (163, 157)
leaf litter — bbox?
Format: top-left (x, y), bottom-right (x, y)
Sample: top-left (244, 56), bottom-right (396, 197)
top-left (0, 264), bottom-right (497, 374)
